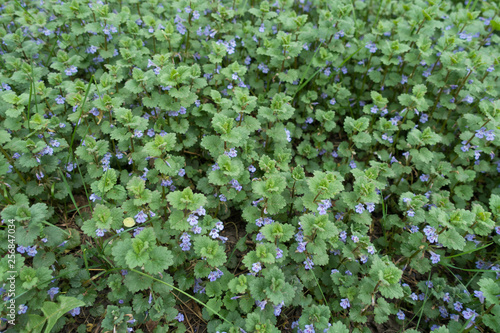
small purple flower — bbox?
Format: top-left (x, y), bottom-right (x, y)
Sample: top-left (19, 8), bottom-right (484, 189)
top-left (475, 127), bottom-right (486, 139)
top-left (462, 308), bottom-right (477, 320)
top-left (429, 251), bottom-right (440, 264)
top-left (485, 130), bottom-right (495, 141)
top-left (48, 287), bottom-right (59, 301)
top-left (463, 95), bottom-right (474, 104)
top-left (297, 241), bottom-right (307, 253)
top-left (304, 257), bottom-right (314, 270)
top-left (474, 290), bottom-right (485, 304)
top-left (89, 193), bottom-right (101, 202)
top-left (135, 210), bottom-right (147, 223)
top-left (86, 45), bottom-right (98, 54)
top-left (454, 301), bottom-right (463, 312)
top-left (18, 304), bottom-right (28, 315)
top-left (209, 229), bottom-right (219, 239)
top-left (340, 298), bottom-right (350, 309)
top-left (276, 247), bottom-right (283, 259)
top-left (55, 95), bottom-right (65, 105)
top-left (285, 128), bottom-right (292, 142)
top-left (365, 41), bottom-right (377, 53)
top-left (96, 228), bottom-right (106, 237)
top-left (304, 324), bottom-right (315, 333)
top-left (252, 262), bottom-right (262, 273)
top-left (273, 301), bottom-right (284, 316)
top-left (355, 203), bottom-right (365, 214)
top-left (366, 202), bottom-right (375, 212)
top-left (69, 307), bottom-right (81, 317)
top-left (133, 227), bottom-right (144, 237)
top-left (397, 310), bottom-right (405, 320)
top-left (175, 313), bottom-right (185, 322)
top-left (64, 65), bottom-right (77, 76)
top-left (27, 246), bottom-right (37, 257)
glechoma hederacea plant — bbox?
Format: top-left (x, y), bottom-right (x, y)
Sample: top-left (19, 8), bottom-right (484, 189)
top-left (0, 0), bottom-right (499, 332)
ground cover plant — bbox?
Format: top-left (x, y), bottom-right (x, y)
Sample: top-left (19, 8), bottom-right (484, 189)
top-left (0, 0), bottom-right (499, 332)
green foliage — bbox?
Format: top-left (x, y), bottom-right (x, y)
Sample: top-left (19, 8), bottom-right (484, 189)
top-left (1, 0), bottom-right (499, 332)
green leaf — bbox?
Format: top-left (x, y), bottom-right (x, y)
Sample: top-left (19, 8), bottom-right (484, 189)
top-left (144, 247), bottom-right (174, 273)
top-left (37, 296), bottom-right (85, 333)
top-left (379, 283), bottom-right (404, 299)
top-left (439, 228), bottom-right (465, 250)
top-left (0, 129), bottom-right (11, 144)
top-left (97, 169), bottom-right (117, 193)
top-left (327, 322), bottom-right (349, 333)
top-left (483, 305), bottom-right (500, 332)
top-left (478, 278), bottom-right (500, 306)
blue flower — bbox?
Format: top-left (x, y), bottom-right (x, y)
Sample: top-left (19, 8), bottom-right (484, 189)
top-left (397, 310), bottom-right (405, 320)
top-left (304, 324), bottom-right (315, 333)
top-left (429, 251), bottom-right (440, 264)
top-left (462, 308), bottom-right (477, 321)
top-left (252, 262), bottom-right (262, 273)
top-left (340, 298), bottom-right (350, 309)
top-left (86, 45), bottom-right (98, 54)
top-left (355, 203), bottom-right (365, 214)
top-left (27, 246), bottom-right (37, 257)
top-left (96, 229), bottom-right (106, 237)
top-left (276, 248), bottom-right (283, 259)
top-left (474, 290), bottom-right (485, 304)
top-left (303, 257), bottom-right (314, 270)
top-left (284, 128), bottom-right (292, 142)
top-left (48, 287), bottom-right (59, 301)
top-left (18, 304), bottom-right (28, 314)
top-left (365, 41), bottom-right (377, 53)
top-left (463, 95), bottom-right (474, 104)
top-left (64, 65), bottom-right (78, 76)
top-left (135, 210), bottom-right (147, 223)
top-left (69, 307), bottom-right (81, 316)
top-left (55, 95), bottom-right (65, 104)
top-left (420, 174), bottom-right (429, 182)
top-left (89, 193), bottom-right (101, 202)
